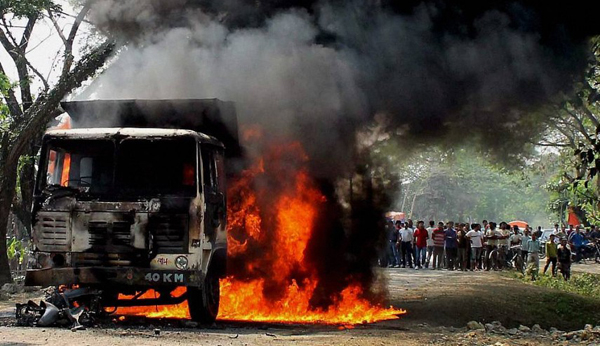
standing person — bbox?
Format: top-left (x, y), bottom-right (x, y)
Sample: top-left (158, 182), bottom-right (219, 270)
top-left (552, 223), bottom-right (560, 236)
top-left (567, 224), bottom-right (575, 237)
top-left (485, 222), bottom-right (499, 270)
top-left (407, 219), bottom-right (416, 264)
top-left (395, 221), bottom-right (404, 267)
top-left (432, 222), bottom-right (446, 270)
top-left (525, 233), bottom-right (541, 281)
top-left (466, 223), bottom-right (484, 270)
top-left (558, 225), bottom-right (567, 240)
top-left (456, 224), bottom-right (468, 271)
top-left (413, 221), bottom-right (429, 269)
top-left (445, 221), bottom-right (458, 270)
top-left (482, 220), bottom-right (489, 231)
top-left (400, 223), bottom-right (414, 268)
top-left (543, 234), bottom-right (558, 276)
top-left (521, 228), bottom-right (531, 263)
top-left (569, 226), bottom-right (585, 263)
top-left (535, 226), bottom-right (543, 239)
top-left (557, 238), bottom-right (572, 280)
top-left (425, 220), bottom-right (436, 268)
top-left (498, 222), bottom-right (511, 269)
top-left (509, 226), bottom-right (522, 247)
top-left (387, 221), bottom-right (400, 267)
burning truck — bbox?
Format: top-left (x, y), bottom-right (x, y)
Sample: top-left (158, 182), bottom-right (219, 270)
top-left (22, 99), bottom-right (241, 325)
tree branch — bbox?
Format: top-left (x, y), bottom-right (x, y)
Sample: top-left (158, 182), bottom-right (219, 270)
top-left (46, 9), bottom-right (68, 45)
top-left (564, 107), bottom-right (593, 143)
top-left (61, 1), bottom-right (93, 78)
top-left (7, 40), bottom-right (116, 165)
top-left (18, 15), bottom-right (37, 51)
top-left (0, 61), bottom-right (22, 119)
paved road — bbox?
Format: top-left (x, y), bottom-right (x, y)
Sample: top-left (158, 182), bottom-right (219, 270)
top-left (572, 262), bottom-right (600, 274)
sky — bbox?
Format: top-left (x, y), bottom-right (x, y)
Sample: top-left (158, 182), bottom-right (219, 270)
top-left (0, 1), bottom-right (91, 97)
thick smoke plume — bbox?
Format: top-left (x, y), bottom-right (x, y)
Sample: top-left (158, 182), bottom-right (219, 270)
top-left (79, 0), bottom-right (600, 307)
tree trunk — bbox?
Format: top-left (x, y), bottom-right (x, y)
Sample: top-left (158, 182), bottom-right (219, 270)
top-left (0, 40), bottom-right (115, 285)
top-left (0, 148), bottom-right (19, 284)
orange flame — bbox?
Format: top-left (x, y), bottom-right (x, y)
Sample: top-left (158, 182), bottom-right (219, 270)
top-left (219, 141), bottom-right (404, 324)
top-left (61, 154), bottom-right (71, 187)
top-left (112, 287), bottom-right (190, 319)
top-left (112, 139), bottom-right (404, 325)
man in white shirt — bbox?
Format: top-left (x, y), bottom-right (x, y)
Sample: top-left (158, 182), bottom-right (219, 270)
top-left (425, 220), bottom-right (435, 269)
top-left (466, 223), bottom-right (484, 270)
top-left (400, 223), bottom-right (414, 268)
top-left (485, 222), bottom-right (500, 270)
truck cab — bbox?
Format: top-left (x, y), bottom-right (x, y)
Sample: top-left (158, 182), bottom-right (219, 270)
top-left (27, 114), bottom-right (234, 322)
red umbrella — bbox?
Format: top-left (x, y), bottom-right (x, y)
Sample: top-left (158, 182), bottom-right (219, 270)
top-left (508, 220), bottom-right (528, 229)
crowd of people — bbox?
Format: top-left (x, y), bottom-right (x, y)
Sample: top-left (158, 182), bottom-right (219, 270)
top-left (381, 219), bottom-right (600, 281)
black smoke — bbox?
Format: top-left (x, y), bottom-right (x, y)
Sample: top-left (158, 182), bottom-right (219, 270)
top-left (82, 0), bottom-right (600, 308)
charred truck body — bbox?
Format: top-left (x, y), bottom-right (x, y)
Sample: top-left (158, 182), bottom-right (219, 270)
top-left (25, 99), bottom-right (241, 323)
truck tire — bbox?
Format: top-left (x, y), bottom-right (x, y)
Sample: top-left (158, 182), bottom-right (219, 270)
top-left (188, 271), bottom-right (220, 323)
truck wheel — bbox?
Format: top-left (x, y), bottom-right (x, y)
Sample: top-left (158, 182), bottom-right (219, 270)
top-left (188, 271), bottom-right (220, 324)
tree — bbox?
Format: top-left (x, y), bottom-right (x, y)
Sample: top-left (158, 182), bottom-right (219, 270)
top-left (0, 0), bottom-right (115, 284)
top-left (538, 36), bottom-right (600, 225)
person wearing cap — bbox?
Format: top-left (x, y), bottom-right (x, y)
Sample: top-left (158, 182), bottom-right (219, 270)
top-left (543, 234), bottom-right (558, 276)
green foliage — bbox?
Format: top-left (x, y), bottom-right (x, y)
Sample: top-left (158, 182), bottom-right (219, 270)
top-left (6, 237), bottom-right (26, 264)
top-left (0, 0), bottom-right (60, 18)
top-left (513, 271), bottom-right (600, 298)
top-left (370, 139), bottom-right (554, 224)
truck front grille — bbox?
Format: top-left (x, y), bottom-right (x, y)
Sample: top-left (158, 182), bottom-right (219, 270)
top-left (72, 252), bottom-right (143, 267)
top-left (38, 215), bottom-right (70, 252)
top-left (148, 214), bottom-right (187, 253)
top-left (88, 221), bottom-right (132, 250)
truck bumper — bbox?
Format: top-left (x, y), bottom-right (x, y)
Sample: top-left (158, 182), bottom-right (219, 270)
top-left (25, 267), bottom-right (204, 288)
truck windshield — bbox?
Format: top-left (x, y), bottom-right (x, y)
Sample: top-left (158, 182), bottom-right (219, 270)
top-left (41, 137), bottom-right (197, 198)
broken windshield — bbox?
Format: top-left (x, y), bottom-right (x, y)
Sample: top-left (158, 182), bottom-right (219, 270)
top-left (39, 137), bottom-right (197, 198)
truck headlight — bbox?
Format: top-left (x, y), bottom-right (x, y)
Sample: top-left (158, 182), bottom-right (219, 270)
top-left (175, 256), bottom-right (188, 270)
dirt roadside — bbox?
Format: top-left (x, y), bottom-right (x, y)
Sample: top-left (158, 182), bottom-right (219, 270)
top-left (0, 267), bottom-right (598, 345)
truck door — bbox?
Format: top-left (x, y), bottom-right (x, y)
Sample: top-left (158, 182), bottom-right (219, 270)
top-left (201, 146), bottom-right (225, 237)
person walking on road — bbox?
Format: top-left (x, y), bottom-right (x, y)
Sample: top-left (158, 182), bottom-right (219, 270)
top-left (557, 238), bottom-right (572, 281)
top-left (543, 234), bottom-right (558, 276)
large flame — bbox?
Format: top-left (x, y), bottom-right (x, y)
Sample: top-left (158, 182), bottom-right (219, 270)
top-left (112, 139), bottom-right (403, 324)
top-left (218, 141), bottom-right (403, 324)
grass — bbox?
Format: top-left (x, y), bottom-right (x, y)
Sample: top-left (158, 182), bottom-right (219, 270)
top-left (503, 271), bottom-right (600, 329)
top-left (510, 271), bottom-right (600, 298)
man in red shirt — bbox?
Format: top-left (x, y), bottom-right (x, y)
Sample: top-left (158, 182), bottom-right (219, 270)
top-left (414, 221), bottom-right (429, 269)
top-left (432, 222), bottom-right (446, 270)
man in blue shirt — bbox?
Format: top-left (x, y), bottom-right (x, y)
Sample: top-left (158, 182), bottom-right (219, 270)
top-left (569, 226), bottom-right (585, 263)
top-left (445, 221), bottom-right (458, 270)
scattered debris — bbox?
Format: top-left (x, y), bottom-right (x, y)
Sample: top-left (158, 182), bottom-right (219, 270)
top-left (15, 287), bottom-right (101, 329)
top-left (461, 321), bottom-right (600, 344)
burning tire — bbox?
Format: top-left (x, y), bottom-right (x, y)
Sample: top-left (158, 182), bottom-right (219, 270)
top-left (187, 271), bottom-right (220, 323)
